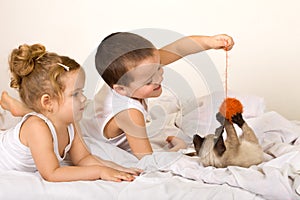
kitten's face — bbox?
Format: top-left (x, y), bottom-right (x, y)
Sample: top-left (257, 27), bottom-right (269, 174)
top-left (193, 134), bottom-right (226, 167)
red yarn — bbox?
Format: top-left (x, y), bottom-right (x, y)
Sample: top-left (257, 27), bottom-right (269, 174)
top-left (219, 98), bottom-right (243, 122)
top-left (221, 52), bottom-right (243, 122)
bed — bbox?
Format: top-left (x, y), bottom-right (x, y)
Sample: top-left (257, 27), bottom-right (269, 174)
top-left (0, 88), bottom-right (300, 200)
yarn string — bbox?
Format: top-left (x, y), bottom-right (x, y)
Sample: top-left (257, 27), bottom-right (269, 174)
top-left (225, 50), bottom-right (229, 98)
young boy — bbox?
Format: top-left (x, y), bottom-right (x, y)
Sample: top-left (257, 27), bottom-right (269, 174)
top-left (80, 32), bottom-right (234, 159)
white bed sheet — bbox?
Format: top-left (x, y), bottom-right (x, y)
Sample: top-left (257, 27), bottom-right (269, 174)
top-left (0, 91), bottom-right (300, 200)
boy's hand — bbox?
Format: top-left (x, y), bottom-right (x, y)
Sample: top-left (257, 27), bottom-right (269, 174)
top-left (166, 136), bottom-right (187, 152)
top-left (210, 34), bottom-right (234, 51)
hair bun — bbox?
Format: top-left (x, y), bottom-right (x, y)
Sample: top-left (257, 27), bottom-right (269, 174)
top-left (9, 44), bottom-right (46, 89)
top-left (10, 44), bottom-right (46, 77)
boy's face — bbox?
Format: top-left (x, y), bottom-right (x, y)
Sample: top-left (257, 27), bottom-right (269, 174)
top-left (120, 50), bottom-right (164, 99)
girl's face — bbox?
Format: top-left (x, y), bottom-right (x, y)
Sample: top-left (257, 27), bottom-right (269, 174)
top-left (57, 68), bottom-right (87, 123)
top-left (121, 50), bottom-right (164, 99)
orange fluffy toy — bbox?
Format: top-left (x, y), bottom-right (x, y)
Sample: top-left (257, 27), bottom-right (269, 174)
top-left (219, 98), bottom-right (243, 122)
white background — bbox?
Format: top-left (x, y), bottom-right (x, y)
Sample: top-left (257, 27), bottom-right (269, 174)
top-left (1, 0), bottom-right (299, 120)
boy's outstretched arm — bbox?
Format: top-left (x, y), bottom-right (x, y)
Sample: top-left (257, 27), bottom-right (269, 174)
top-left (159, 34), bottom-right (234, 65)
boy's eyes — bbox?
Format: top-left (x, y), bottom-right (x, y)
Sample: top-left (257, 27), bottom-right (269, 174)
top-left (146, 80), bottom-right (153, 85)
top-left (144, 66), bottom-right (162, 85)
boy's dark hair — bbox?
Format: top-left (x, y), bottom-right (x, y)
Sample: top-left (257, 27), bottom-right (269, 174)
top-left (95, 32), bottom-right (156, 87)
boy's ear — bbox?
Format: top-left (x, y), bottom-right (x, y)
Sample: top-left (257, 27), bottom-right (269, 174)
top-left (40, 94), bottom-right (53, 112)
top-left (113, 84), bottom-right (128, 96)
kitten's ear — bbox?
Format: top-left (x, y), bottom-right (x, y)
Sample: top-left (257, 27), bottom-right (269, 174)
top-left (214, 134), bottom-right (226, 156)
top-left (193, 134), bottom-right (205, 155)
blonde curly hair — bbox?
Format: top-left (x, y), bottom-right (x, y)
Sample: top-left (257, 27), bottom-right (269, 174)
top-left (9, 44), bottom-right (80, 112)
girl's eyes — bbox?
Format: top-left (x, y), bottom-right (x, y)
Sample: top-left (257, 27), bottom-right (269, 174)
top-left (72, 90), bottom-right (84, 97)
top-left (72, 92), bottom-right (79, 97)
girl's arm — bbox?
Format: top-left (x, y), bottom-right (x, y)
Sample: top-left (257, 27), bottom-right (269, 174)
top-left (159, 34), bottom-right (234, 65)
top-left (95, 159), bottom-right (143, 175)
top-left (72, 123), bottom-right (143, 175)
top-left (114, 109), bottom-right (153, 160)
top-left (23, 116), bottom-right (134, 182)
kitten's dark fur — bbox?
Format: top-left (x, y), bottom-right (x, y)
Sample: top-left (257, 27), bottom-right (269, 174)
top-left (193, 112), bottom-right (263, 168)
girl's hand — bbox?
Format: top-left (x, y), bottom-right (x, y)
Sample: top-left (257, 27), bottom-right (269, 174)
top-left (166, 136), bottom-right (187, 152)
top-left (120, 167), bottom-right (143, 176)
top-left (99, 166), bottom-right (135, 182)
top-left (210, 34), bottom-right (234, 51)
top-left (98, 158), bottom-right (143, 176)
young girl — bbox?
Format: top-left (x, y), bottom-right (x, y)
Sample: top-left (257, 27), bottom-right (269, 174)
top-left (0, 44), bottom-right (141, 182)
top-left (80, 32), bottom-right (234, 159)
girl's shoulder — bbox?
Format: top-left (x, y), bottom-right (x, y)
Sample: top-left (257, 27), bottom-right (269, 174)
top-left (21, 112), bottom-right (53, 134)
top-left (23, 114), bottom-right (47, 125)
top-left (19, 113), bottom-right (53, 147)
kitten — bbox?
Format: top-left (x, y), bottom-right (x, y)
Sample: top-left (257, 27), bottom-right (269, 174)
top-left (193, 112), bottom-right (263, 168)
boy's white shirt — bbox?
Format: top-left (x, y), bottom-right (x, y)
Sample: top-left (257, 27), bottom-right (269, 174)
top-left (80, 84), bottom-right (148, 152)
